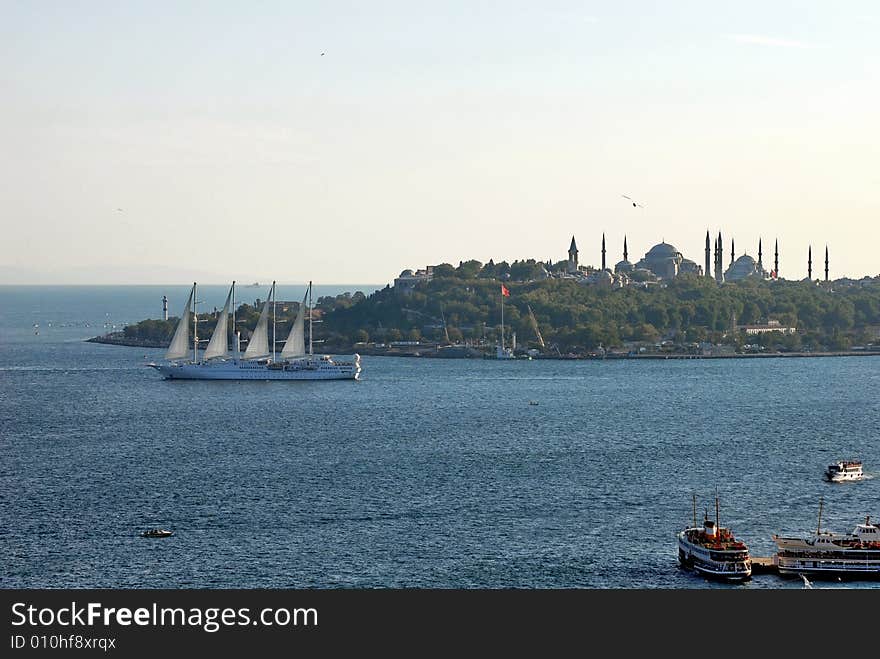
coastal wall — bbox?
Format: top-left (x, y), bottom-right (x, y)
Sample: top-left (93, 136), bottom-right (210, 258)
top-left (87, 332), bottom-right (880, 360)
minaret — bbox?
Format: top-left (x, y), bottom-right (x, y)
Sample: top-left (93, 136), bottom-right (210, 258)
top-left (705, 231), bottom-right (711, 278)
top-left (162, 295), bottom-right (168, 321)
top-left (568, 236), bottom-right (579, 273)
top-left (774, 239), bottom-right (779, 278)
top-left (623, 235), bottom-right (628, 262)
top-left (730, 238), bottom-right (735, 266)
top-left (715, 232), bottom-right (724, 283)
top-left (601, 233), bottom-right (606, 270)
top-left (758, 238), bottom-right (763, 271)
top-left (713, 237), bottom-right (718, 276)
top-left (808, 245), bottom-right (812, 280)
top-left (825, 245), bottom-right (829, 282)
top-left (713, 237), bottom-right (718, 282)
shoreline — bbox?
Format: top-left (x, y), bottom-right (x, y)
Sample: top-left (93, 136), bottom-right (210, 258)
top-left (86, 334), bottom-right (880, 361)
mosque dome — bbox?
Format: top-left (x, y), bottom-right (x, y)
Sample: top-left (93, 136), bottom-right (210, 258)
top-left (615, 259), bottom-right (634, 273)
top-left (645, 242), bottom-right (680, 258)
top-left (399, 269), bottom-right (414, 277)
top-left (636, 242), bottom-right (683, 279)
top-left (725, 254), bottom-right (763, 282)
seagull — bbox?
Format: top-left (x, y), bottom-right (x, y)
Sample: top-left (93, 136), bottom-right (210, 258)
top-left (621, 195), bottom-right (644, 208)
top-left (321, 52), bottom-right (325, 56)
top-left (800, 574), bottom-right (813, 589)
top-left (115, 208), bottom-right (124, 212)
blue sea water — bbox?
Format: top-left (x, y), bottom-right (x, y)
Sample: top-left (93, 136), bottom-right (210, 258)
top-left (1, 286), bottom-right (879, 589)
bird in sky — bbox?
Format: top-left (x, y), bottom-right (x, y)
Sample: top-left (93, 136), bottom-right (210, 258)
top-left (321, 52), bottom-right (325, 56)
top-left (115, 208), bottom-right (124, 212)
top-left (621, 195), bottom-right (644, 208)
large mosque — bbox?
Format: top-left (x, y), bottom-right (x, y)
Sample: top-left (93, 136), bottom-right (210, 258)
top-left (564, 232), bottom-right (831, 285)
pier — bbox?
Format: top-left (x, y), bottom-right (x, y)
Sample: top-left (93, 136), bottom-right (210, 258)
top-left (751, 556), bottom-right (779, 575)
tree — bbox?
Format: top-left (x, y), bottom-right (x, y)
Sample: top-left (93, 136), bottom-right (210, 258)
top-left (739, 301), bottom-right (761, 325)
top-left (432, 263), bottom-right (456, 278)
top-left (634, 323), bottom-right (660, 343)
top-left (456, 260), bottom-right (482, 279)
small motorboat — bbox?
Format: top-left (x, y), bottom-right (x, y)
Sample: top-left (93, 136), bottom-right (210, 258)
top-left (142, 528), bottom-right (174, 538)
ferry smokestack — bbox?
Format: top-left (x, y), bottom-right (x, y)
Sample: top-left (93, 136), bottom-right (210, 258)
top-left (162, 295), bottom-right (168, 321)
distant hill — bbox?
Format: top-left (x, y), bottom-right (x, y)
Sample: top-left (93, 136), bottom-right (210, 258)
top-left (110, 268), bottom-right (880, 355)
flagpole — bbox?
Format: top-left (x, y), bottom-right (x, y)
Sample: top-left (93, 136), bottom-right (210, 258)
top-left (501, 286), bottom-right (504, 350)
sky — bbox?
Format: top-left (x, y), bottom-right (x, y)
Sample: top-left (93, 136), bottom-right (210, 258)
top-left (1, 1), bottom-right (879, 284)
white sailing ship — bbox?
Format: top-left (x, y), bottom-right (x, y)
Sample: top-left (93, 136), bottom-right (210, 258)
top-left (150, 281), bottom-right (361, 381)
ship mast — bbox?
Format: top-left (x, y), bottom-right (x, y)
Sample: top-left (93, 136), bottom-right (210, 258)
top-left (692, 493), bottom-right (697, 528)
top-left (192, 282), bottom-right (198, 363)
top-left (271, 280), bottom-right (277, 362)
top-left (232, 281), bottom-right (238, 360)
top-left (715, 490), bottom-right (720, 530)
top-left (308, 281), bottom-right (313, 356)
top-left (816, 497), bottom-right (824, 536)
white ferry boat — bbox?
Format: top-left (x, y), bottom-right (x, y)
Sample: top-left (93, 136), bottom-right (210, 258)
top-left (774, 509), bottom-right (880, 578)
top-left (824, 460), bottom-right (863, 482)
top-left (677, 496), bottom-right (752, 582)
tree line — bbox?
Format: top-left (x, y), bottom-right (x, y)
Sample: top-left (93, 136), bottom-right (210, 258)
top-left (121, 266), bottom-right (880, 353)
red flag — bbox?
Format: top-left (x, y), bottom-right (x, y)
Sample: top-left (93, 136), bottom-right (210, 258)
top-left (501, 284), bottom-right (510, 297)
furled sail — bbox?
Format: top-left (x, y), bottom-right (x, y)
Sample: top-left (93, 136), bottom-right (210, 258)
top-left (165, 285), bottom-right (193, 360)
top-left (242, 284), bottom-right (272, 360)
top-left (203, 284), bottom-right (233, 360)
top-left (280, 290), bottom-right (307, 359)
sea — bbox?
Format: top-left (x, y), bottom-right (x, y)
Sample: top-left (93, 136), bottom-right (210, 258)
top-left (1, 285), bottom-right (879, 589)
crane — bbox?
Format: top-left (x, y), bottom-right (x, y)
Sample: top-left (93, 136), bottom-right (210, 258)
top-left (527, 305), bottom-right (545, 350)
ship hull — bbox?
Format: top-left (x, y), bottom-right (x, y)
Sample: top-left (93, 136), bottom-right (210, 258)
top-left (678, 534), bottom-right (752, 582)
top-left (776, 548), bottom-right (880, 577)
top-left (825, 473), bottom-right (862, 482)
top-left (777, 564), bottom-right (880, 579)
top-left (153, 358), bottom-right (360, 381)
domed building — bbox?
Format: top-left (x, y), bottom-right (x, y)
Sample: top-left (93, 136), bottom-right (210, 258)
top-left (725, 254), bottom-right (767, 282)
top-left (394, 265), bottom-right (434, 295)
top-left (635, 242), bottom-right (684, 280)
top-left (679, 258), bottom-right (703, 276)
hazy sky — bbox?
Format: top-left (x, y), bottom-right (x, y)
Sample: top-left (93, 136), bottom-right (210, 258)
top-left (2, 1), bottom-right (878, 284)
